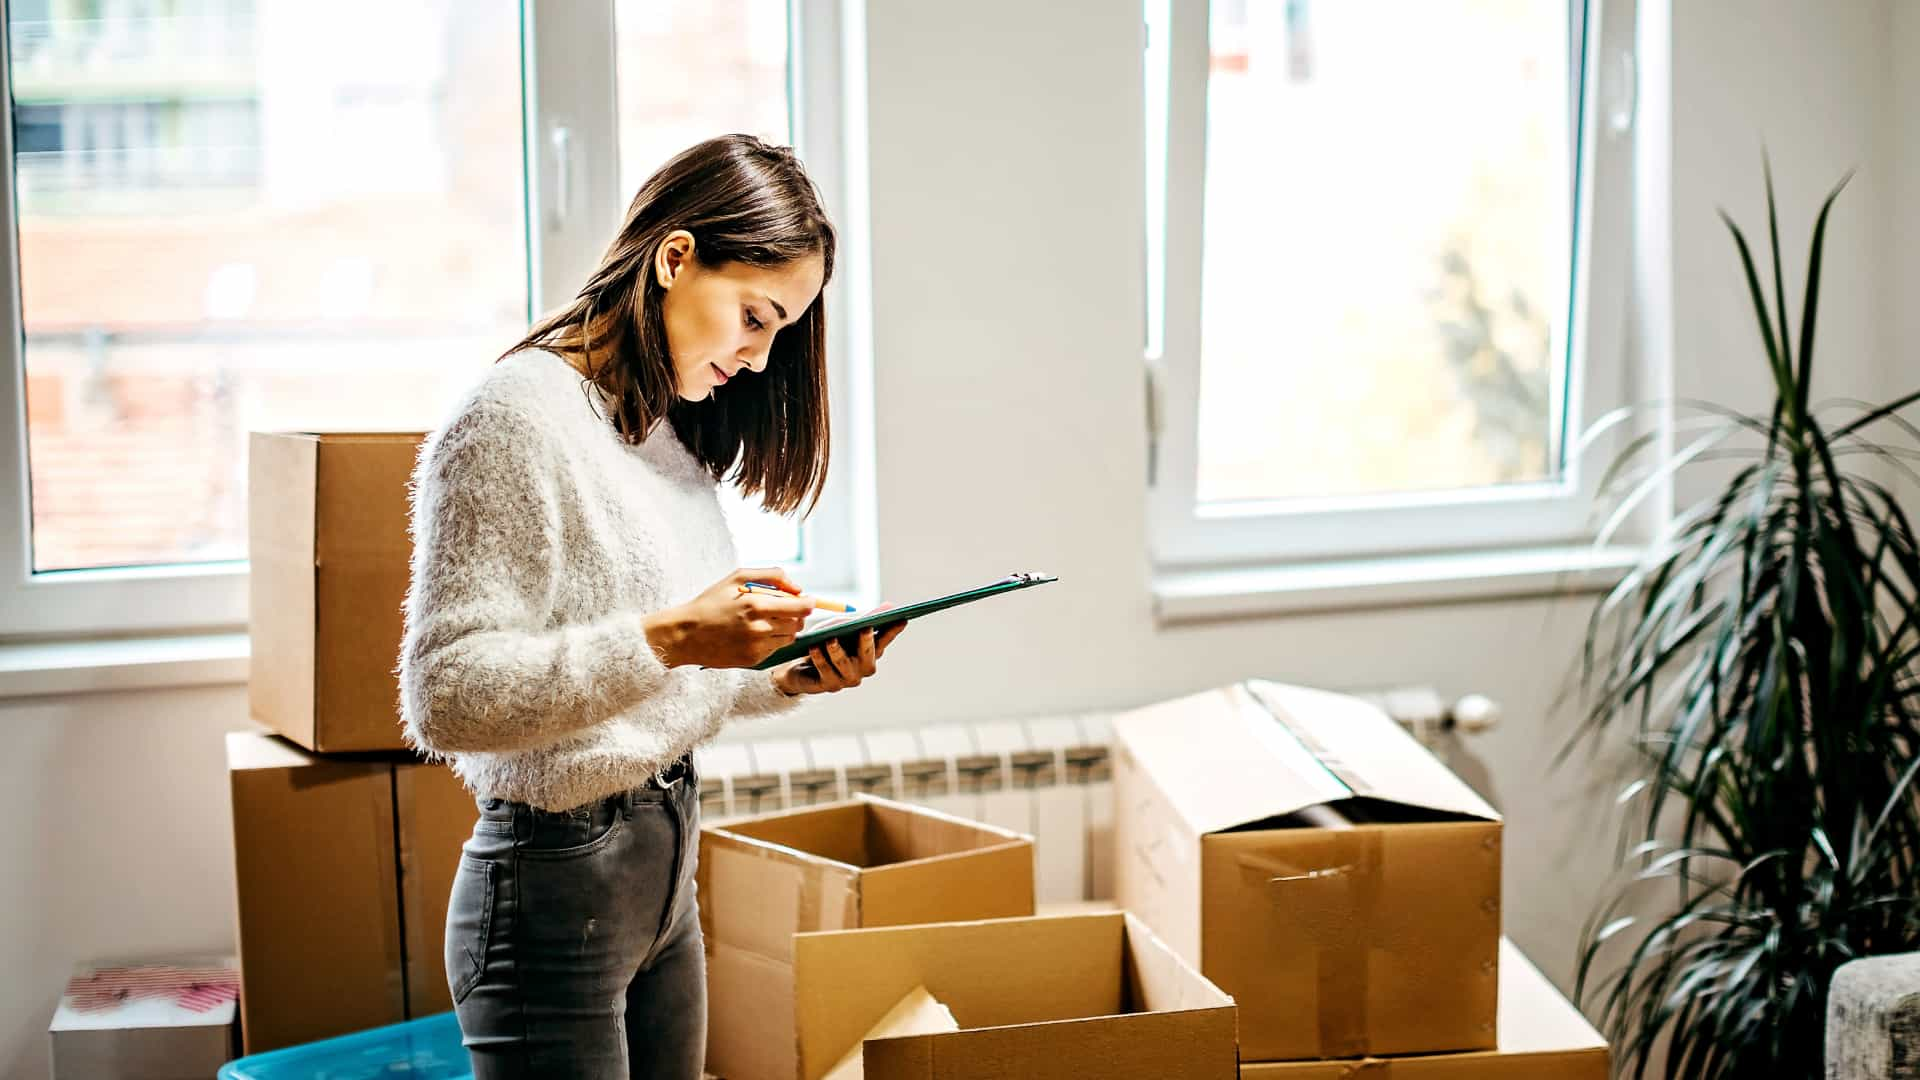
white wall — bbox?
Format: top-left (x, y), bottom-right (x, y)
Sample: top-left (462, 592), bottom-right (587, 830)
top-left (0, 2), bottom-right (1907, 1077)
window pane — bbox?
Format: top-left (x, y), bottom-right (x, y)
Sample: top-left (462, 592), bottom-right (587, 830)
top-left (1196, 0), bottom-right (1573, 505)
top-left (614, 0), bottom-right (799, 563)
top-left (12, 0), bottom-right (527, 573)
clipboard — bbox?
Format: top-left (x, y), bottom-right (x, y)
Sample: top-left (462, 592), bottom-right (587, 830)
top-left (751, 570), bottom-right (1058, 670)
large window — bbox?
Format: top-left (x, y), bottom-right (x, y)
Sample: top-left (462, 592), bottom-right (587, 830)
top-left (1, 0), bottom-right (853, 637)
top-left (1146, 0), bottom-right (1636, 568)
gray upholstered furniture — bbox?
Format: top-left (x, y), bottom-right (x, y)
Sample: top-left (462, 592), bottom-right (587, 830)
top-left (1829, 952), bottom-right (1920, 1079)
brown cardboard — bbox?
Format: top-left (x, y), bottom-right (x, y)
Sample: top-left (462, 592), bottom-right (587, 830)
top-left (396, 757), bottom-right (481, 1017)
top-left (1239, 939), bottom-right (1608, 1078)
top-left (227, 732), bottom-right (404, 1053)
top-left (700, 795), bottom-right (1037, 1080)
top-left (249, 431), bottom-right (423, 752)
top-left (1114, 680), bottom-right (1503, 1062)
top-left (227, 732), bottom-right (477, 1053)
top-left (822, 986), bottom-right (960, 1080)
top-left (792, 912), bottom-right (1237, 1080)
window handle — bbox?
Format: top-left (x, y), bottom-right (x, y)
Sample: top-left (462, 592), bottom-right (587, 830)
top-left (549, 123), bottom-right (573, 230)
top-left (1605, 48), bottom-right (1636, 137)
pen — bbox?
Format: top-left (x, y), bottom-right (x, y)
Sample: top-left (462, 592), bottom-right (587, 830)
top-left (738, 580), bottom-right (856, 614)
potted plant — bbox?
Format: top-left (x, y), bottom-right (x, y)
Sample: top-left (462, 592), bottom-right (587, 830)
top-left (1569, 163), bottom-right (1920, 1077)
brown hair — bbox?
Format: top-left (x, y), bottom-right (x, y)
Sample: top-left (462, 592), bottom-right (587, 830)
top-left (504, 134), bottom-right (836, 517)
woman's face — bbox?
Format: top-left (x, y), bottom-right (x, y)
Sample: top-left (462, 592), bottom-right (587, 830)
top-left (653, 230), bottom-right (825, 402)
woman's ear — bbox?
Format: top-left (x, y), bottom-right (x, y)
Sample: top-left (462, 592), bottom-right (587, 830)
top-left (655, 230), bottom-right (696, 289)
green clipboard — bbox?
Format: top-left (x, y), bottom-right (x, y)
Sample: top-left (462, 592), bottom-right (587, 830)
top-left (751, 570), bottom-right (1058, 670)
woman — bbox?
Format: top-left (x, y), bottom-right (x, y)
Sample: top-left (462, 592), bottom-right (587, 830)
top-left (398, 134), bottom-right (902, 1079)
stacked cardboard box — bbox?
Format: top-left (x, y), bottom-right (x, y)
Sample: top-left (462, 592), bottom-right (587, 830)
top-left (229, 431), bottom-right (479, 1054)
top-left (248, 431), bottom-right (423, 753)
top-left (1112, 679), bottom-right (1609, 1075)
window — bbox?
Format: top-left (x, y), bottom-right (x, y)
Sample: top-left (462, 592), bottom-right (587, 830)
top-left (1, 0), bottom-right (855, 637)
top-left (1145, 0), bottom-right (1636, 568)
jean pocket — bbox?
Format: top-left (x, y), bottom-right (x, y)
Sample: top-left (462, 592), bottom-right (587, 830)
top-left (515, 807), bottom-right (627, 860)
top-left (445, 855), bottom-right (494, 1005)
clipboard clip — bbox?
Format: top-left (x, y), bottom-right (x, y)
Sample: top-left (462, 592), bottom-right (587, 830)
top-left (1008, 570), bottom-right (1054, 585)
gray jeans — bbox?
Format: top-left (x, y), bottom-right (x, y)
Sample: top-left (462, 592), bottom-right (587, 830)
top-left (446, 757), bottom-right (703, 1079)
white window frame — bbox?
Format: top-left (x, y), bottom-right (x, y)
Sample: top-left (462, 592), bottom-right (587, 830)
top-left (1146, 0), bottom-right (1639, 572)
top-left (0, 0), bottom-right (862, 639)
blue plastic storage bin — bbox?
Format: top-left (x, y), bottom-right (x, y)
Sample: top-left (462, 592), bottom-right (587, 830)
top-left (217, 1012), bottom-right (469, 1079)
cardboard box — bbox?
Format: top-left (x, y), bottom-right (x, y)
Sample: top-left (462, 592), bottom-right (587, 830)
top-left (1113, 680), bottom-right (1503, 1062)
top-left (700, 795), bottom-right (1037, 1080)
top-left (792, 911), bottom-right (1238, 1080)
top-left (249, 431), bottom-right (423, 752)
top-left (227, 732), bottom-right (477, 1052)
top-left (1239, 939), bottom-right (1609, 1078)
top-left (49, 957), bottom-right (238, 1079)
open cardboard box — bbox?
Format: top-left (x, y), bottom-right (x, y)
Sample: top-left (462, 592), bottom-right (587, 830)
top-left (1239, 939), bottom-right (1608, 1078)
top-left (794, 911), bottom-right (1238, 1080)
top-left (1114, 680), bottom-right (1503, 1061)
top-left (701, 794), bottom-right (1036, 1080)
top-left (249, 430), bottom-right (424, 752)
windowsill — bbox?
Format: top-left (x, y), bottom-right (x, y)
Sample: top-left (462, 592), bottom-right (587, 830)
top-left (0, 552), bottom-right (1634, 700)
top-left (1153, 544), bottom-right (1642, 624)
top-left (0, 631), bottom-right (250, 701)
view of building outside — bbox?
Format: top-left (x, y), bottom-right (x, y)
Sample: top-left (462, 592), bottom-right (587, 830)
top-left (1195, 0), bottom-right (1571, 505)
top-left (12, 0), bottom-right (797, 575)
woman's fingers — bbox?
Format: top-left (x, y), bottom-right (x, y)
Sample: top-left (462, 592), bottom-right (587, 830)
top-left (856, 627), bottom-right (878, 677)
top-left (808, 644), bottom-right (846, 689)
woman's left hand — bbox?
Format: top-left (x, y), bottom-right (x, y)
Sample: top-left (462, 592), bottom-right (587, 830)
top-left (771, 621), bottom-right (906, 696)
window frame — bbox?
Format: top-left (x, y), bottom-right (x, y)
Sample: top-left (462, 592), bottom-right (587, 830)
top-left (0, 0), bottom-right (860, 639)
top-left (1145, 0), bottom-right (1640, 572)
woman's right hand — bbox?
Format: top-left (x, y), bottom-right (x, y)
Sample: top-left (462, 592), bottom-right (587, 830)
top-left (643, 567), bottom-right (817, 670)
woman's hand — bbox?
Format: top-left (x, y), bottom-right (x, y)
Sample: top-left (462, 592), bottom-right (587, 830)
top-left (771, 621), bottom-right (907, 696)
top-left (643, 567), bottom-right (818, 670)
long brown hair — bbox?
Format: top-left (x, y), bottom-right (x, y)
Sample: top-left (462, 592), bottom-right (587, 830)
top-left (505, 135), bottom-right (836, 517)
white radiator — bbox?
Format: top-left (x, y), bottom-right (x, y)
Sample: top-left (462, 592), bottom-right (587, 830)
top-left (693, 687), bottom-right (1498, 904)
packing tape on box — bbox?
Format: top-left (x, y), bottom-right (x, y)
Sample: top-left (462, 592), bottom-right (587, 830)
top-left (1238, 828), bottom-right (1385, 1059)
top-left (1243, 680), bottom-right (1378, 799)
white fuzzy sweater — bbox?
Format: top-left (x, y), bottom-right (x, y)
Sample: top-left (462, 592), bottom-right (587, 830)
top-left (398, 349), bottom-right (803, 810)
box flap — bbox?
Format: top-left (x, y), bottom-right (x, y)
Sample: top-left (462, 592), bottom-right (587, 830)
top-left (1111, 685), bottom-right (1352, 835)
top-left (718, 801), bottom-right (874, 869)
top-left (793, 913), bottom-right (1125, 1080)
top-left (863, 1007), bottom-right (1238, 1080)
top-left (1112, 683), bottom-right (1497, 836)
top-left (824, 986), bottom-right (959, 1080)
top-left (703, 829), bottom-right (859, 962)
top-left (1119, 913), bottom-right (1232, 1014)
top-left (860, 840), bottom-right (1034, 928)
top-left (1246, 681), bottom-right (1499, 823)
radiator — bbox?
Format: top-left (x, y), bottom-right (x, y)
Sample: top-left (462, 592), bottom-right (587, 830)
top-left (692, 687), bottom-right (1498, 905)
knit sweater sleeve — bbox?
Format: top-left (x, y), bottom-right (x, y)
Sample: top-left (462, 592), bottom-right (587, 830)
top-left (730, 666), bottom-right (807, 720)
top-left (399, 402), bottom-right (670, 754)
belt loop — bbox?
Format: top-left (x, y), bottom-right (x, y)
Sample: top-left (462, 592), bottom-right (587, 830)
top-left (511, 803), bottom-right (532, 845)
top-left (620, 789), bottom-right (635, 820)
